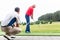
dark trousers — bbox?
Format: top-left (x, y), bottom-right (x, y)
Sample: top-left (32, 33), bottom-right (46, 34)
top-left (25, 14), bottom-right (30, 32)
top-left (7, 17), bottom-right (16, 26)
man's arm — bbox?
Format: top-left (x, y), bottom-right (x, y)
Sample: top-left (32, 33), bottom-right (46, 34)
top-left (15, 19), bottom-right (20, 27)
top-left (31, 8), bottom-right (34, 19)
top-left (31, 13), bottom-right (33, 19)
top-left (15, 15), bottom-right (21, 27)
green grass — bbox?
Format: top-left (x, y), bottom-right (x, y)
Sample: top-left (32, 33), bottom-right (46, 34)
top-left (1, 22), bottom-right (60, 36)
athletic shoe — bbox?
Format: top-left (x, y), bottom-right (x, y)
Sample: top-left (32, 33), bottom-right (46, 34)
top-left (3, 35), bottom-right (11, 40)
top-left (25, 31), bottom-right (31, 33)
top-left (10, 35), bottom-right (16, 38)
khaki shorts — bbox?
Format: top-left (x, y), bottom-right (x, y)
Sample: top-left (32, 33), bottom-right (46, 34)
top-left (1, 26), bottom-right (21, 34)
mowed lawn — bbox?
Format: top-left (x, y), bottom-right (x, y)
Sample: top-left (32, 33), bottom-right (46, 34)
top-left (1, 22), bottom-right (60, 35)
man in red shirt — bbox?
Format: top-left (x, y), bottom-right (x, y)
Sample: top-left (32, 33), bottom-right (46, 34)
top-left (25, 5), bottom-right (35, 33)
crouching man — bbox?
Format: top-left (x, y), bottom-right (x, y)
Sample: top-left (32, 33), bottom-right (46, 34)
top-left (1, 7), bottom-right (21, 40)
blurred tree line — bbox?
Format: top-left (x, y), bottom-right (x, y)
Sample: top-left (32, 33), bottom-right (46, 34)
top-left (38, 11), bottom-right (60, 24)
top-left (21, 21), bottom-right (40, 25)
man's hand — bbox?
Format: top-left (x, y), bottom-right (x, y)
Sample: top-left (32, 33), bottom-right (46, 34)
top-left (16, 24), bottom-right (19, 27)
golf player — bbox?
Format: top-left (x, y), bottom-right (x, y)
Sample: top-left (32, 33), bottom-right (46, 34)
top-left (1, 7), bottom-right (21, 40)
top-left (25, 5), bottom-right (35, 33)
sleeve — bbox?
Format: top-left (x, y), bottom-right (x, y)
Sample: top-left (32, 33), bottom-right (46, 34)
top-left (16, 15), bottom-right (21, 24)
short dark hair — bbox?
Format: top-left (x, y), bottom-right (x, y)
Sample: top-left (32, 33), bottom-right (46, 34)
top-left (15, 7), bottom-right (20, 12)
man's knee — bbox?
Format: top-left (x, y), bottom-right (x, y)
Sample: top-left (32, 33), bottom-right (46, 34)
top-left (15, 27), bottom-right (21, 33)
top-left (17, 29), bottom-right (21, 33)
top-left (11, 27), bottom-right (21, 34)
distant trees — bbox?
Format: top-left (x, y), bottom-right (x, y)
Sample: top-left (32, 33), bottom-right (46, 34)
top-left (38, 11), bottom-right (60, 23)
top-left (38, 13), bottom-right (53, 21)
top-left (21, 21), bottom-right (40, 25)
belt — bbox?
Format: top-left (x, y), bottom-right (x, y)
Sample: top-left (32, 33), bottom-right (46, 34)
top-left (1, 26), bottom-right (8, 27)
top-left (1, 25), bottom-right (13, 27)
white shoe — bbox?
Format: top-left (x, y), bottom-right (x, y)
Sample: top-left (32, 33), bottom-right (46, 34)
top-left (3, 35), bottom-right (12, 40)
top-left (3, 35), bottom-right (15, 40)
top-left (10, 35), bottom-right (16, 38)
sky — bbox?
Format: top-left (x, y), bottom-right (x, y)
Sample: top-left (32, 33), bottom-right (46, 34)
top-left (0, 0), bottom-right (60, 22)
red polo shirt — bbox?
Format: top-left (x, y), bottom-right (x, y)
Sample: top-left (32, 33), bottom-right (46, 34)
top-left (26, 6), bottom-right (33, 16)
